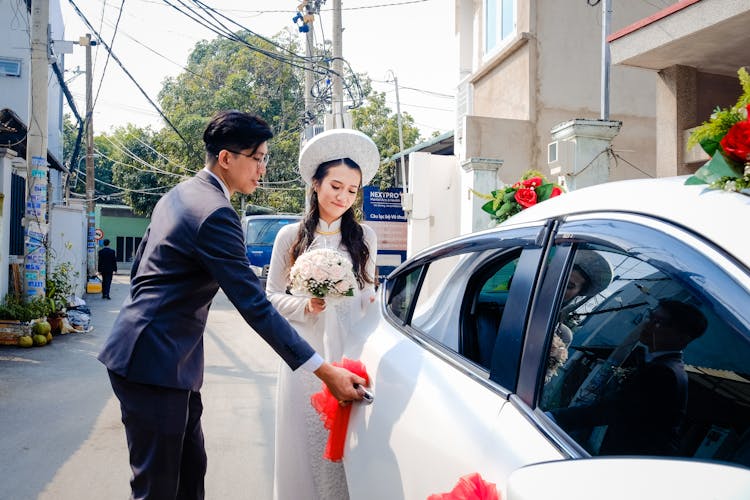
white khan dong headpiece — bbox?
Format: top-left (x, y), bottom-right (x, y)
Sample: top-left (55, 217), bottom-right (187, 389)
top-left (298, 128), bottom-right (380, 186)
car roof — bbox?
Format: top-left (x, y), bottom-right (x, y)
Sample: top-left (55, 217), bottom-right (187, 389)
top-left (502, 176), bottom-right (750, 266)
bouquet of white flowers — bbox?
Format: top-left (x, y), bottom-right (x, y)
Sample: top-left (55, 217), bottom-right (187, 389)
top-left (289, 248), bottom-right (357, 298)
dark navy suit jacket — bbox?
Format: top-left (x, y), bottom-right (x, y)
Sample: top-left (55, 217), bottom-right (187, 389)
top-left (98, 246), bottom-right (117, 274)
top-left (98, 170), bottom-right (315, 391)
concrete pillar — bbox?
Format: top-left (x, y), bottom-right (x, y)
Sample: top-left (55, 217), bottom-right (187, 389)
top-left (461, 157), bottom-right (503, 233)
top-left (549, 119), bottom-right (622, 191)
top-left (656, 65), bottom-right (698, 177)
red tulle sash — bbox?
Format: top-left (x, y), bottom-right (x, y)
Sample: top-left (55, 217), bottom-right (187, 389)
top-left (310, 358), bottom-right (369, 462)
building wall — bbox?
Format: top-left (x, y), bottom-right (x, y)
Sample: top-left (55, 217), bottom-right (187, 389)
top-left (96, 205), bottom-right (150, 263)
top-left (0, 0), bottom-right (64, 161)
top-left (459, 0), bottom-right (661, 188)
top-left (1, 0), bottom-right (33, 121)
top-left (407, 152), bottom-right (460, 256)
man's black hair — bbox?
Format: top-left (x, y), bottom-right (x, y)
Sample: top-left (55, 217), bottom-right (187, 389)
top-left (658, 299), bottom-right (708, 340)
top-left (202, 110), bottom-right (273, 157)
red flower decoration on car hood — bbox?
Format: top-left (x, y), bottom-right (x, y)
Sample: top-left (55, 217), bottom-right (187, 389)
top-left (514, 188), bottom-right (538, 208)
top-left (720, 104), bottom-right (750, 163)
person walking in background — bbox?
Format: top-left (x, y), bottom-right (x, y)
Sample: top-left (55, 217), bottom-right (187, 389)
top-left (97, 111), bottom-right (366, 500)
top-left (267, 129), bottom-right (379, 500)
top-left (98, 239), bottom-right (117, 300)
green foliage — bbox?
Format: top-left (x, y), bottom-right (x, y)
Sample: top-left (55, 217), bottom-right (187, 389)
top-left (108, 125), bottom-right (180, 216)
top-left (351, 90), bottom-right (422, 188)
top-left (685, 67), bottom-right (750, 191)
top-left (687, 67), bottom-right (750, 151)
top-left (0, 294), bottom-right (53, 322)
top-left (63, 115), bottom-right (123, 205)
top-left (157, 30), bottom-right (308, 214)
top-left (47, 262), bottom-right (79, 314)
top-left (63, 30), bottom-right (429, 216)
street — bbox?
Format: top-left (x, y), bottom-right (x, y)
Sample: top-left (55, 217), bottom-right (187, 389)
top-left (0, 272), bottom-right (280, 499)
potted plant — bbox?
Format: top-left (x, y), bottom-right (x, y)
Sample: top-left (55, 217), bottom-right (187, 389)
top-left (0, 293), bottom-right (53, 345)
top-left (46, 261), bottom-right (79, 334)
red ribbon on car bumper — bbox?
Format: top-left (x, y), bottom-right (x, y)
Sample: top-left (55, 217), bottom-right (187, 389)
top-left (310, 357), bottom-right (369, 462)
top-left (427, 472), bottom-right (500, 500)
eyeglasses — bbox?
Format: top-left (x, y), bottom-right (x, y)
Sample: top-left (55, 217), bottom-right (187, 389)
top-left (225, 149), bottom-right (270, 167)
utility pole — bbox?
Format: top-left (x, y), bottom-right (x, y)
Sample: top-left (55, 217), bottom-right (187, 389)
top-left (82, 34), bottom-right (97, 279)
top-left (24, 0), bottom-right (50, 298)
top-left (331, 0), bottom-right (343, 128)
top-left (600, 0), bottom-right (612, 120)
top-left (302, 1), bottom-right (316, 137)
top-left (387, 70), bottom-right (411, 215)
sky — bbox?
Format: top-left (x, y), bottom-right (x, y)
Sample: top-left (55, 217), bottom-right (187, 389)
top-left (59, 0), bottom-right (457, 141)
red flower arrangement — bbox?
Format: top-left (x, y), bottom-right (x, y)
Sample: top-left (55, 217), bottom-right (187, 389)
top-left (686, 67), bottom-right (750, 192)
top-left (476, 170), bottom-right (564, 224)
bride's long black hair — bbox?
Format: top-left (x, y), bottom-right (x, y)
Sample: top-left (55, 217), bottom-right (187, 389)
top-left (290, 158), bottom-right (375, 289)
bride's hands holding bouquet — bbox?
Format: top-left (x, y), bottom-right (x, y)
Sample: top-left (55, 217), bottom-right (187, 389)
top-left (306, 297), bottom-right (326, 315)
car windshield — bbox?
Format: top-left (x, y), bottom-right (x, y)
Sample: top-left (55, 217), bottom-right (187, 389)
top-left (245, 218), bottom-right (297, 246)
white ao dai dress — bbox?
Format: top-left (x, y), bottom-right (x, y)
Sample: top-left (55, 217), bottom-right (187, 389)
top-left (267, 218), bottom-right (377, 500)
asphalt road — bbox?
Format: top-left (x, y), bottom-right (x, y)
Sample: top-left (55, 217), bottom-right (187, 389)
top-left (0, 271), bottom-right (280, 499)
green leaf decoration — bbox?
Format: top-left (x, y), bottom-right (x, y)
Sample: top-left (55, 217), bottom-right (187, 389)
top-left (498, 203), bottom-right (514, 216)
top-left (692, 152), bottom-right (743, 184)
top-left (481, 199), bottom-right (495, 215)
top-left (535, 183), bottom-right (554, 201)
top-left (699, 137), bottom-right (721, 157)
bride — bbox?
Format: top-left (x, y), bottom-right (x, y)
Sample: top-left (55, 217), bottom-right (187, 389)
top-left (266, 129), bottom-right (379, 500)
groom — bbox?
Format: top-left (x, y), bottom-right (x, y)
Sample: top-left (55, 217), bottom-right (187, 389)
top-left (98, 110), bottom-right (366, 499)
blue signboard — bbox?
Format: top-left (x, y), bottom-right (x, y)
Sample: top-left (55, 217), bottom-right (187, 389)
top-left (362, 187), bottom-right (407, 282)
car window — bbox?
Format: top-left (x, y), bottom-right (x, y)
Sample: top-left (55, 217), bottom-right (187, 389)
top-left (539, 239), bottom-right (750, 468)
top-left (386, 248), bottom-right (529, 358)
top-left (245, 218), bottom-right (296, 246)
top-left (384, 225), bottom-right (545, 375)
top-left (460, 252), bottom-right (521, 369)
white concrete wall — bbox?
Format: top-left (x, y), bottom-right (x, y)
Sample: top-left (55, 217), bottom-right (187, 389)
top-left (455, 0), bottom-right (661, 201)
top-left (49, 204), bottom-right (86, 298)
top-left (1, 0), bottom-right (32, 121)
top-left (406, 152), bottom-right (460, 258)
top-left (0, 0), bottom-right (65, 165)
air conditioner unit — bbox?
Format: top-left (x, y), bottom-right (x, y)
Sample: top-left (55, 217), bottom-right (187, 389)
top-left (547, 139), bottom-right (575, 175)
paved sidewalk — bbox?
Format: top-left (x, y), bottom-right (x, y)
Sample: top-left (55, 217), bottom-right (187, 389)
top-left (0, 271), bottom-right (279, 499)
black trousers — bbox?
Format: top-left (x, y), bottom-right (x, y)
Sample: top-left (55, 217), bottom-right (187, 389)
top-left (101, 271), bottom-right (113, 298)
top-left (108, 370), bottom-right (207, 500)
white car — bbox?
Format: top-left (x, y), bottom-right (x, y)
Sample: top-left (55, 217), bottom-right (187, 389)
top-left (342, 176), bottom-right (750, 499)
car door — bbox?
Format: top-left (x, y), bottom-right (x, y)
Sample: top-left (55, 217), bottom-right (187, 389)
top-left (498, 213), bottom-right (750, 483)
top-left (342, 223), bottom-right (564, 500)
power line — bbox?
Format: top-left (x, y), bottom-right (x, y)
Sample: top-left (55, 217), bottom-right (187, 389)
top-left (93, 0), bottom-right (126, 110)
top-left (66, 0), bottom-right (193, 149)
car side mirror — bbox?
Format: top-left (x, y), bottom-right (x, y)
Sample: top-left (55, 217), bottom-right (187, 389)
top-left (506, 458), bottom-right (750, 500)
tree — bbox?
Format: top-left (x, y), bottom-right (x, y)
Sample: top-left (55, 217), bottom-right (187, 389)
top-left (107, 124), bottom-right (179, 216)
top-left (157, 30), bottom-right (309, 214)
top-left (63, 114), bottom-right (120, 205)
top-left (350, 90), bottom-right (421, 188)
top-left (62, 30), bottom-right (426, 216)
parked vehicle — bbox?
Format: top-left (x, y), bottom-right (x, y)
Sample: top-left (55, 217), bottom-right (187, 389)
top-left (341, 176), bottom-right (750, 499)
top-left (242, 214), bottom-right (301, 287)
